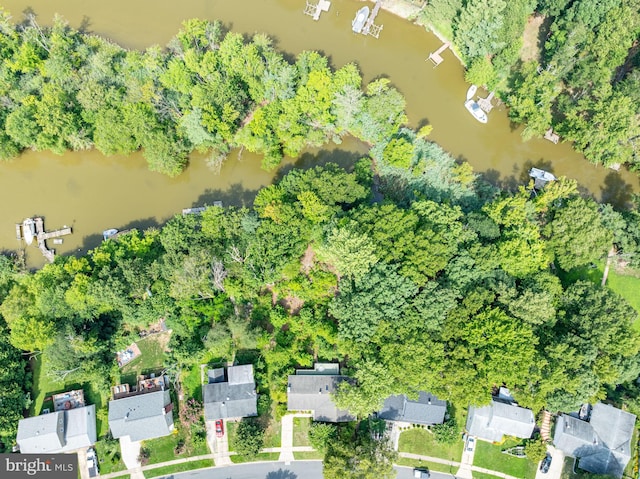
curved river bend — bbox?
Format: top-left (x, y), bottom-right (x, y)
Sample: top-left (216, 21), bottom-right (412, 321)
top-left (2, 0), bottom-right (638, 267)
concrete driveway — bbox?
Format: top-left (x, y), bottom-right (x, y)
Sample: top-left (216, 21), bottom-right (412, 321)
top-left (76, 448), bottom-right (89, 479)
top-left (206, 419), bottom-right (232, 466)
top-left (535, 445), bottom-right (564, 479)
top-left (119, 435), bottom-right (141, 469)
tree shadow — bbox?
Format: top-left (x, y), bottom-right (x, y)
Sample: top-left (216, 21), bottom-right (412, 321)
top-left (193, 183), bottom-right (261, 209)
top-left (481, 168), bottom-right (519, 193)
top-left (266, 470), bottom-right (298, 479)
top-left (274, 148), bottom-right (363, 182)
top-left (600, 171), bottom-right (634, 209)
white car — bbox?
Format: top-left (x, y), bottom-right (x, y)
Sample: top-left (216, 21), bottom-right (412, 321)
top-left (86, 448), bottom-right (99, 478)
top-left (467, 437), bottom-right (475, 452)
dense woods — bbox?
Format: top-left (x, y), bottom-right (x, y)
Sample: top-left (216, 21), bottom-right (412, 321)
top-left (1, 147), bottom-right (640, 449)
top-left (0, 13), bottom-right (405, 176)
top-left (420, 0), bottom-right (640, 170)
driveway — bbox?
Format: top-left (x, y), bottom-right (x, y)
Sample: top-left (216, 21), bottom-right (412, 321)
top-left (119, 435), bottom-right (141, 469)
top-left (76, 448), bottom-right (89, 479)
top-left (534, 445), bottom-right (564, 479)
top-left (456, 435), bottom-right (476, 479)
top-left (206, 419), bottom-right (232, 466)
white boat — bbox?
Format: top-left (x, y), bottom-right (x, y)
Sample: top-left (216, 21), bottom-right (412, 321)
top-left (103, 228), bottom-right (118, 241)
top-left (466, 84), bottom-right (478, 101)
top-left (352, 6), bottom-right (370, 33)
top-left (464, 100), bottom-right (487, 124)
top-left (23, 218), bottom-right (35, 245)
top-left (529, 167), bottom-right (556, 182)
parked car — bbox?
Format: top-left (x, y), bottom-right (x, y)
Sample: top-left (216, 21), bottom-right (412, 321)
top-left (215, 419), bottom-right (224, 437)
top-left (86, 448), bottom-right (99, 478)
top-left (414, 468), bottom-right (430, 479)
top-left (467, 437), bottom-right (475, 452)
top-left (540, 453), bottom-right (552, 473)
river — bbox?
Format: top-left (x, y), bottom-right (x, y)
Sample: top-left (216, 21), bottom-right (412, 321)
top-left (2, 0), bottom-right (639, 267)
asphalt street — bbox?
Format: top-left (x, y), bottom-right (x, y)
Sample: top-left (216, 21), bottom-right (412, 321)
top-left (157, 461), bottom-right (456, 479)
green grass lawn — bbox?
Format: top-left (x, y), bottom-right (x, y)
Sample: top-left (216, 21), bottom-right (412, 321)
top-left (119, 333), bottom-right (169, 384)
top-left (182, 363), bottom-right (203, 401)
top-left (398, 427), bottom-right (464, 462)
top-left (143, 433), bottom-right (209, 465)
top-left (94, 439), bottom-right (126, 475)
top-left (293, 451), bottom-right (323, 460)
top-left (473, 439), bottom-right (538, 479)
top-left (473, 472), bottom-right (504, 479)
top-left (230, 452), bottom-right (279, 464)
top-left (395, 457), bottom-right (458, 475)
top-left (227, 418), bottom-right (281, 451)
top-left (293, 417), bottom-right (311, 447)
top-left (559, 264), bottom-right (640, 331)
top-left (144, 459), bottom-right (214, 478)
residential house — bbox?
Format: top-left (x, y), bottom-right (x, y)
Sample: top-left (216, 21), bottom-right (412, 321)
top-left (203, 364), bottom-right (258, 420)
top-left (17, 390), bottom-right (96, 453)
top-left (378, 392), bottom-right (447, 426)
top-left (553, 402), bottom-right (636, 478)
top-left (108, 376), bottom-right (174, 441)
top-left (466, 399), bottom-right (535, 442)
top-left (287, 363), bottom-right (355, 422)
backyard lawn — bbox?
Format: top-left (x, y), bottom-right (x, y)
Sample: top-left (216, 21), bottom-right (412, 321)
top-left (29, 355), bottom-right (110, 436)
top-left (119, 333), bottom-right (170, 384)
top-left (293, 416), bottom-right (311, 447)
top-left (398, 427), bottom-right (464, 462)
top-left (473, 438), bottom-right (538, 479)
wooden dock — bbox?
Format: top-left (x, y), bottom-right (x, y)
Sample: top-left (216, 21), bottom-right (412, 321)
top-left (15, 224), bottom-right (22, 240)
top-left (544, 128), bottom-right (559, 144)
top-left (32, 217), bottom-right (73, 263)
top-left (428, 42), bottom-right (450, 67)
top-left (477, 91), bottom-right (495, 113)
top-left (304, 0), bottom-right (331, 21)
top-left (362, 0), bottom-right (383, 38)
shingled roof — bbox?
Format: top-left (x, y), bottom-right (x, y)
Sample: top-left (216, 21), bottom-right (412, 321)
top-left (287, 366), bottom-right (355, 423)
top-left (553, 403), bottom-right (636, 478)
top-left (108, 390), bottom-right (174, 442)
top-left (378, 392), bottom-right (447, 425)
top-left (203, 365), bottom-right (258, 420)
top-left (17, 405), bottom-right (97, 453)
top-left (466, 400), bottom-right (535, 442)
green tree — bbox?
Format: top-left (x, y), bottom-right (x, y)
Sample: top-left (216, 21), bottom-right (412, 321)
top-left (234, 419), bottom-right (265, 460)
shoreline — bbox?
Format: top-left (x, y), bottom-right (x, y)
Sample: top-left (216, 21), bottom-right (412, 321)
top-left (364, 0), bottom-right (465, 64)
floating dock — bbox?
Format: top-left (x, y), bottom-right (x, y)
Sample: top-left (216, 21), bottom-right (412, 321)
top-left (428, 42), bottom-right (450, 67)
top-left (182, 201), bottom-right (223, 215)
top-left (362, 0), bottom-right (383, 38)
top-left (15, 224), bottom-right (22, 241)
top-left (303, 0), bottom-right (331, 21)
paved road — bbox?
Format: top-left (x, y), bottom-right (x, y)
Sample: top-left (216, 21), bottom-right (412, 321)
top-left (155, 461), bottom-right (455, 479)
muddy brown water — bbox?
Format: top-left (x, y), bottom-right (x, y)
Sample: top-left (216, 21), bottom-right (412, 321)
top-left (2, 0), bottom-right (638, 267)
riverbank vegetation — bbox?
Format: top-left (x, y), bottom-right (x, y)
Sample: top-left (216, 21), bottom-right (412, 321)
top-left (417, 0), bottom-right (640, 171)
top-left (1, 147), bottom-right (640, 452)
top-left (0, 12), bottom-right (406, 176)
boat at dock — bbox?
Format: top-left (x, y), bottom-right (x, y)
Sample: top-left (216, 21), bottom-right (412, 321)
top-left (22, 218), bottom-right (35, 245)
top-left (466, 84), bottom-right (478, 101)
top-left (352, 6), bottom-right (370, 33)
top-left (103, 228), bottom-right (119, 241)
top-left (529, 167), bottom-right (556, 183)
top-left (464, 99), bottom-right (487, 124)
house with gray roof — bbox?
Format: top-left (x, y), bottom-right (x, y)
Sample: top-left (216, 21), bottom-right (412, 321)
top-left (17, 405), bottom-right (97, 453)
top-left (378, 392), bottom-right (447, 426)
top-left (287, 363), bottom-right (355, 422)
top-left (554, 402), bottom-right (636, 478)
top-left (466, 400), bottom-right (535, 442)
top-left (108, 390), bottom-right (174, 442)
top-left (203, 364), bottom-right (258, 420)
